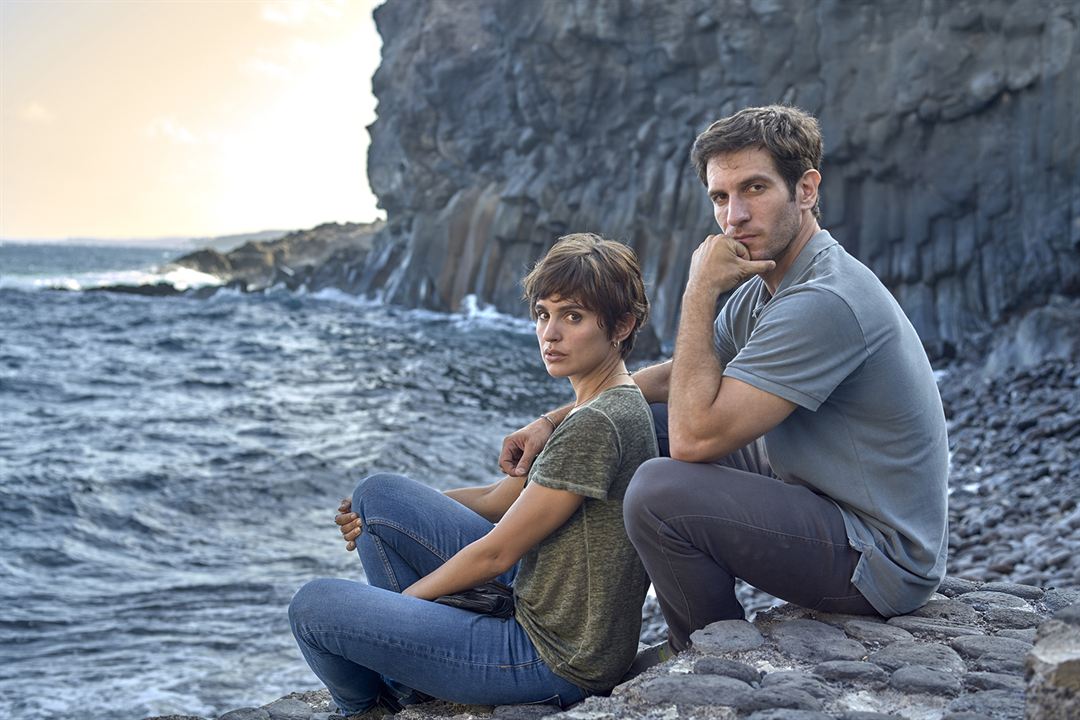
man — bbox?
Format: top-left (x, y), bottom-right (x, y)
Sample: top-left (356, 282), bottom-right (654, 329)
top-left (500, 105), bottom-right (948, 655)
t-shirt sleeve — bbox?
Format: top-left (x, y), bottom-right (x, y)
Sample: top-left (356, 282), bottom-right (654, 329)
top-left (723, 287), bottom-right (868, 411)
top-left (527, 407), bottom-right (621, 500)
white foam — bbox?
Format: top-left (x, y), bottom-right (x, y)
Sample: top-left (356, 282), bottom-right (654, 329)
top-left (0, 266), bottom-right (222, 292)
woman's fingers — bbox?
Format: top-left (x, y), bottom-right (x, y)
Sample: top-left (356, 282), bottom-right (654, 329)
top-left (335, 511), bottom-right (358, 526)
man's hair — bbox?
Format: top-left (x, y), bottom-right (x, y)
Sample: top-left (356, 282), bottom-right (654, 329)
top-left (690, 105), bottom-right (823, 219)
top-left (522, 233), bottom-right (649, 359)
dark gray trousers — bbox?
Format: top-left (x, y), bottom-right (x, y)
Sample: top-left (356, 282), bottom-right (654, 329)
top-left (625, 404), bottom-right (878, 651)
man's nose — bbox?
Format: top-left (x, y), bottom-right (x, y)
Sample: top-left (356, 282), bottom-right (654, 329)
top-left (726, 196), bottom-right (751, 228)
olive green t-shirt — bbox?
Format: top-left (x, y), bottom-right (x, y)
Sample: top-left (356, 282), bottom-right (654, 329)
top-left (513, 385), bottom-right (658, 694)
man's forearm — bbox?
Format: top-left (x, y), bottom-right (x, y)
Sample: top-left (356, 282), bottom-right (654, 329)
top-left (668, 287), bottom-right (725, 457)
top-left (632, 360), bottom-right (672, 404)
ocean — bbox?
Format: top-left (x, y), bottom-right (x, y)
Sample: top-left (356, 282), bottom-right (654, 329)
top-left (0, 243), bottom-right (567, 719)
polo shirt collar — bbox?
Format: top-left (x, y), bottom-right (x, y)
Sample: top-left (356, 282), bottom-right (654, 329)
top-left (773, 229), bottom-right (838, 297)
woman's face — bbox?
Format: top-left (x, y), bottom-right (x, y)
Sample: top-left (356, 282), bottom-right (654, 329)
top-left (534, 295), bottom-right (614, 379)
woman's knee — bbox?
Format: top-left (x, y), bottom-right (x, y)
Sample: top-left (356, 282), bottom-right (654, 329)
top-left (352, 472), bottom-right (415, 512)
top-left (288, 578), bottom-right (338, 637)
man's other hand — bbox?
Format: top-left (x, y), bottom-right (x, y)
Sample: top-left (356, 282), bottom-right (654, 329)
top-left (498, 417), bottom-right (555, 477)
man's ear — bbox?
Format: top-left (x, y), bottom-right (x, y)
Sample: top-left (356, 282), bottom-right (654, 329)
top-left (798, 169), bottom-right (821, 211)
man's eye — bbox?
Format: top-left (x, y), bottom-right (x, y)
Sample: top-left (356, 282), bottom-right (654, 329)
top-left (567, 313), bottom-right (582, 322)
top-left (537, 312), bottom-right (549, 321)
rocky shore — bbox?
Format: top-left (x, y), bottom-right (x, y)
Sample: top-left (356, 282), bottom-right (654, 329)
top-left (149, 581), bottom-right (1080, 720)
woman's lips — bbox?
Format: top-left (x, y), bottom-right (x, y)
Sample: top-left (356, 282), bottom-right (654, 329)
top-left (543, 350), bottom-right (566, 362)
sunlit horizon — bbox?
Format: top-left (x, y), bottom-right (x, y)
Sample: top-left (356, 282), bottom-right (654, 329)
top-left (1, 0), bottom-right (385, 243)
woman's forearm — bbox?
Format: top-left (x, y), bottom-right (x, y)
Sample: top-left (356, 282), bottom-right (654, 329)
top-left (403, 539), bottom-right (510, 600)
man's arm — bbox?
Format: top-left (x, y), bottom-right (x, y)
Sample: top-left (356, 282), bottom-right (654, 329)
top-left (498, 361), bottom-right (671, 477)
top-left (669, 233), bottom-right (796, 462)
top-left (631, 359), bottom-right (671, 404)
top-left (444, 476), bottom-right (526, 523)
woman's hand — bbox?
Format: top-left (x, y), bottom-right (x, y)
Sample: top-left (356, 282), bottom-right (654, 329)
top-left (335, 498), bottom-right (362, 551)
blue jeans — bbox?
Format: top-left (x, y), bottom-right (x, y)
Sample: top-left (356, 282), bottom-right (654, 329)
top-left (289, 473), bottom-right (587, 714)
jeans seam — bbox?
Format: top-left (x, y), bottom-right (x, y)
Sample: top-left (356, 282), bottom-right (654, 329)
top-left (367, 517), bottom-right (453, 564)
top-left (303, 623), bottom-right (548, 669)
top-left (368, 532), bottom-right (401, 593)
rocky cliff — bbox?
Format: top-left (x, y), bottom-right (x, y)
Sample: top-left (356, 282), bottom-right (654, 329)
top-left (359, 0), bottom-right (1079, 359)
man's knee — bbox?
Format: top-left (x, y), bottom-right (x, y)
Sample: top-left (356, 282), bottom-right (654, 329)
top-left (624, 458), bottom-right (683, 537)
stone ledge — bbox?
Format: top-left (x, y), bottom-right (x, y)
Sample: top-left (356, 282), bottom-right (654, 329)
top-left (154, 581), bottom-right (1079, 720)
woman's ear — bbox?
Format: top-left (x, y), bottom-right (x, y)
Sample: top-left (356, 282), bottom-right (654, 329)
top-left (613, 313), bottom-right (636, 344)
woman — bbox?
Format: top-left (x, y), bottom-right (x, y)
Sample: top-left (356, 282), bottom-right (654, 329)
top-left (288, 233), bottom-right (658, 714)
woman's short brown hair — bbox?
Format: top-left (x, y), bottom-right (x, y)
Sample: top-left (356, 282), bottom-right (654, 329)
top-left (522, 233), bottom-right (649, 359)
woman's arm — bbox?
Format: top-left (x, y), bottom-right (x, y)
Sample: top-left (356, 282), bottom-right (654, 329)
top-left (404, 482), bottom-right (584, 601)
top-left (444, 475), bottom-right (526, 523)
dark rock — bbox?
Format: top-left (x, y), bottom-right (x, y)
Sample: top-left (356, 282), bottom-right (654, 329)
top-left (769, 619), bottom-right (867, 662)
top-left (741, 686), bottom-right (823, 712)
top-left (812, 660), bottom-right (888, 684)
top-left (693, 657), bottom-right (762, 685)
top-left (887, 616), bottom-right (984, 640)
top-left (979, 581), bottom-right (1044, 600)
top-left (836, 713), bottom-right (902, 720)
top-left (963, 671), bottom-right (1025, 692)
top-left (843, 619), bottom-right (915, 646)
top-left (945, 689), bottom-right (1026, 719)
top-left (689, 620), bottom-right (764, 653)
top-left (638, 674), bottom-right (753, 707)
top-left (996, 628), bottom-right (1038, 642)
top-left (888, 665), bottom-right (962, 696)
top-left (956, 591), bottom-right (1031, 611)
top-left (491, 705), bottom-right (558, 720)
top-left (218, 711), bottom-right (270, 720)
top-left (939, 577), bottom-right (982, 597)
top-left (868, 641), bottom-right (966, 675)
top-left (263, 698), bottom-right (313, 720)
top-left (747, 711), bottom-right (832, 720)
top-left (1044, 588), bottom-right (1080, 612)
top-left (950, 635), bottom-right (1032, 673)
top-left (909, 599), bottom-right (981, 624)
top-left (982, 607), bottom-right (1044, 628)
top-left (1025, 602), bottom-right (1080, 720)
top-left (759, 671), bottom-right (832, 700)
top-left (362, 0), bottom-right (1080, 362)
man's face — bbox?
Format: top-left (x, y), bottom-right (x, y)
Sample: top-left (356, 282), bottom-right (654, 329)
top-left (705, 148), bottom-right (802, 264)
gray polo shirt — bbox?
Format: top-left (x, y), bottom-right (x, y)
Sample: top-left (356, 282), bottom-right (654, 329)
top-left (714, 230), bottom-right (949, 616)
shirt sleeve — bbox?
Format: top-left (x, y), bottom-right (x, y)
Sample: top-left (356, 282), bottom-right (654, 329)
top-left (527, 407), bottom-right (621, 500)
top-left (723, 286), bottom-right (868, 411)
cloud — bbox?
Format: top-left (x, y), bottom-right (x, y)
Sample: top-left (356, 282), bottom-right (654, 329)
top-left (260, 0), bottom-right (344, 26)
top-left (21, 101), bottom-right (57, 124)
top-left (144, 117), bottom-right (198, 145)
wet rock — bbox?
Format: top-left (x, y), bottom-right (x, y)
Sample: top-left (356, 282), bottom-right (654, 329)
top-left (264, 698), bottom-right (315, 720)
top-left (218, 710), bottom-right (270, 720)
top-left (869, 641), bottom-right (967, 675)
top-left (693, 657), bottom-right (762, 685)
top-left (944, 689), bottom-right (1025, 719)
top-left (962, 671), bottom-right (1025, 692)
top-left (812, 661), bottom-right (888, 684)
top-left (689, 620), bottom-right (764, 653)
top-left (637, 674), bottom-right (752, 707)
top-left (769, 619), bottom-right (867, 662)
top-left (888, 665), bottom-right (962, 696)
top-left (1025, 603), bottom-right (1080, 720)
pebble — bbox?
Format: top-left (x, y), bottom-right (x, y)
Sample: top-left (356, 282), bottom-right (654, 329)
top-left (945, 689), bottom-right (1026, 719)
top-left (769, 619), bottom-right (867, 662)
top-left (218, 710), bottom-right (270, 720)
top-left (888, 665), bottom-right (962, 696)
top-left (688, 619), bottom-right (763, 652)
top-left (886, 616), bottom-right (983, 640)
top-left (812, 661), bottom-right (888, 684)
top-left (868, 640), bottom-right (966, 675)
top-left (842, 620), bottom-right (914, 646)
top-left (692, 657), bottom-right (762, 684)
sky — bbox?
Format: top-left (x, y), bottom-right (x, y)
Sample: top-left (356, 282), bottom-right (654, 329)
top-left (1, 0), bottom-right (384, 241)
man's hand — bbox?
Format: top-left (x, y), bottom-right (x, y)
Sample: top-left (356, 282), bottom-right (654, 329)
top-left (686, 230), bottom-right (775, 298)
top-left (335, 498), bottom-right (362, 551)
top-left (498, 417), bottom-right (555, 477)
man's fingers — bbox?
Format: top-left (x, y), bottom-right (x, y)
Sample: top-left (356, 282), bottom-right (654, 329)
top-left (338, 498), bottom-right (352, 511)
top-left (742, 259), bottom-right (776, 274)
top-left (345, 540), bottom-right (356, 552)
top-left (509, 444), bottom-right (535, 479)
top-left (338, 519), bottom-right (361, 535)
top-left (344, 527), bottom-right (362, 542)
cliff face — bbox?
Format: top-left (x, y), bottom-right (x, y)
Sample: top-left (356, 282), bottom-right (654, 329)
top-left (363, 0), bottom-right (1079, 357)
